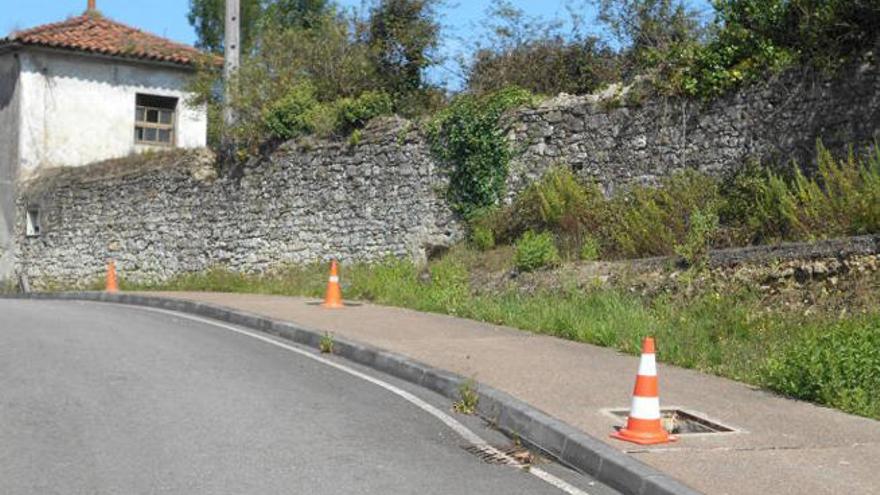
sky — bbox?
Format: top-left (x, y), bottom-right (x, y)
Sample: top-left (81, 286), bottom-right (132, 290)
top-left (0, 0), bottom-right (712, 88)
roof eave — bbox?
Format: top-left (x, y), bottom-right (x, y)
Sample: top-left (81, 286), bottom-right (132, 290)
top-left (0, 40), bottom-right (22, 56)
top-left (16, 43), bottom-right (201, 71)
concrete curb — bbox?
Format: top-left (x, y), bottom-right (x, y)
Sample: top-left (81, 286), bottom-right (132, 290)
top-left (5, 292), bottom-right (703, 495)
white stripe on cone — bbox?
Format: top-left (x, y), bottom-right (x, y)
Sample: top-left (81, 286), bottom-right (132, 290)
top-left (629, 349), bottom-right (661, 421)
top-left (629, 396), bottom-right (661, 420)
top-left (637, 352), bottom-right (657, 376)
top-left (329, 276), bottom-right (339, 283)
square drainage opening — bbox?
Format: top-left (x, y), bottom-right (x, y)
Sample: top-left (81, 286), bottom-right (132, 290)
top-left (607, 408), bottom-right (736, 435)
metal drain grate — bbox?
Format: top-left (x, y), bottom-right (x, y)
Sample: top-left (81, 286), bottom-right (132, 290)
top-left (464, 444), bottom-right (534, 465)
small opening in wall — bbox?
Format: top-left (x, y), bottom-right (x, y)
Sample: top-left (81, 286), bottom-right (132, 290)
top-left (26, 208), bottom-right (41, 237)
top-left (135, 93), bottom-right (178, 147)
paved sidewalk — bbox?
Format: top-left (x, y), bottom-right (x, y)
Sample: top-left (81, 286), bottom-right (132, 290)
top-left (142, 292), bottom-right (880, 495)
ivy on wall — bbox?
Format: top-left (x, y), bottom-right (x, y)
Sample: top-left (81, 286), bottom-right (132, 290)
top-left (426, 87), bottom-right (535, 216)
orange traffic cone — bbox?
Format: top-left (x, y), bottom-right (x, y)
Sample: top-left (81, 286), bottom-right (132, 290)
top-left (322, 260), bottom-right (344, 309)
top-left (611, 337), bottom-right (675, 445)
top-left (105, 260), bottom-right (119, 293)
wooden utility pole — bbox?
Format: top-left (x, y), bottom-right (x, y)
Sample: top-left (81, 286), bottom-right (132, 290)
top-left (223, 0), bottom-right (241, 129)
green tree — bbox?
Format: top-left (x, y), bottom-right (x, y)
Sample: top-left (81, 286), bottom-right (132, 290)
top-left (593, 0), bottom-right (703, 70)
top-left (187, 0), bottom-right (331, 53)
top-left (466, 1), bottom-right (620, 95)
top-left (714, 0), bottom-right (880, 69)
top-left (187, 0), bottom-right (263, 53)
top-left (468, 39), bottom-right (620, 96)
top-left (367, 0), bottom-right (441, 99)
top-left (189, 10), bottom-right (381, 150)
top-left (264, 0), bottom-right (332, 31)
top-left (654, 0), bottom-right (880, 98)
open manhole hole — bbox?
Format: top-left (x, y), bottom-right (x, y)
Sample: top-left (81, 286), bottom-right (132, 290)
top-left (606, 408), bottom-right (737, 435)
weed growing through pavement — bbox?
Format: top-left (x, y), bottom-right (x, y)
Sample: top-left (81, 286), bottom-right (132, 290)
top-left (319, 332), bottom-right (335, 354)
top-left (453, 378), bottom-right (479, 415)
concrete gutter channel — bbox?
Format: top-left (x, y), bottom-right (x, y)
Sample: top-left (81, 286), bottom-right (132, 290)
top-left (2, 292), bottom-right (702, 495)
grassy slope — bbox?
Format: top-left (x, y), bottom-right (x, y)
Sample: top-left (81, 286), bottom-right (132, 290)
top-left (127, 247), bottom-right (880, 420)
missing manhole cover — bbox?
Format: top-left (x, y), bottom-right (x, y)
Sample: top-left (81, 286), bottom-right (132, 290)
top-left (607, 408), bottom-right (736, 435)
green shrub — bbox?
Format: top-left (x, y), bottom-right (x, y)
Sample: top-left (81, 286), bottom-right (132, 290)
top-left (194, 12), bottom-right (384, 152)
top-left (517, 166), bottom-right (596, 229)
top-left (348, 129), bottom-right (363, 146)
top-left (263, 81), bottom-right (320, 139)
top-left (265, 86), bottom-right (394, 141)
top-left (652, 32), bottom-right (795, 99)
top-left (334, 90), bottom-right (394, 133)
top-left (427, 86), bottom-right (536, 216)
top-left (762, 317), bottom-right (880, 418)
top-left (465, 206), bottom-right (507, 249)
top-left (468, 38), bottom-right (620, 97)
top-left (514, 231), bottom-right (560, 272)
top-left (720, 161), bottom-right (781, 244)
top-left (579, 235), bottom-right (601, 261)
top-left (489, 167), bottom-right (724, 261)
top-left (470, 225), bottom-right (496, 251)
top-left (464, 2), bottom-right (622, 97)
top-left (485, 144), bottom-right (880, 262)
top-left (716, 0), bottom-right (880, 72)
top-left (187, 4), bottom-right (444, 154)
top-left (675, 207), bottom-right (720, 269)
top-left (509, 166), bottom-right (606, 257)
top-left (605, 170), bottom-right (721, 258)
top-left (780, 145), bottom-right (880, 239)
top-left (724, 143), bottom-right (880, 243)
top-left (303, 103), bottom-right (340, 137)
top-left (652, 1), bottom-right (880, 98)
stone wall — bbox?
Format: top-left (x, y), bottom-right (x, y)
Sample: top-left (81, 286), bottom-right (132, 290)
top-left (505, 64), bottom-right (880, 195)
top-left (10, 63), bottom-right (880, 287)
top-left (15, 118), bottom-right (458, 287)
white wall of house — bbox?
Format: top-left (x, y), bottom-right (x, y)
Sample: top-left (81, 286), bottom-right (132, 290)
top-left (0, 52), bottom-right (21, 282)
top-left (17, 49), bottom-right (207, 172)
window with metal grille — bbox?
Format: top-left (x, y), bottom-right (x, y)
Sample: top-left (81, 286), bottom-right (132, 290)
top-left (135, 94), bottom-right (177, 146)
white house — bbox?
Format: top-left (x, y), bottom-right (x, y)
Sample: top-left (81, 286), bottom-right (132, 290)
top-left (0, 1), bottom-right (213, 281)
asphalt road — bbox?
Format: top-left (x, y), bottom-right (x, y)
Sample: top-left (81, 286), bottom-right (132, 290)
top-left (0, 300), bottom-right (617, 495)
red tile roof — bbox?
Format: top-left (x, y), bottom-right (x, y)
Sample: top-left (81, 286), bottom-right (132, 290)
top-left (3, 12), bottom-right (213, 67)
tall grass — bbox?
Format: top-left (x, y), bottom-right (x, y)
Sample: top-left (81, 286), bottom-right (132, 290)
top-left (134, 253), bottom-right (880, 420)
top-left (763, 316), bottom-right (880, 419)
top-left (755, 145), bottom-right (880, 241)
top-left (474, 143), bottom-right (880, 262)
top-left (604, 171), bottom-right (720, 258)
